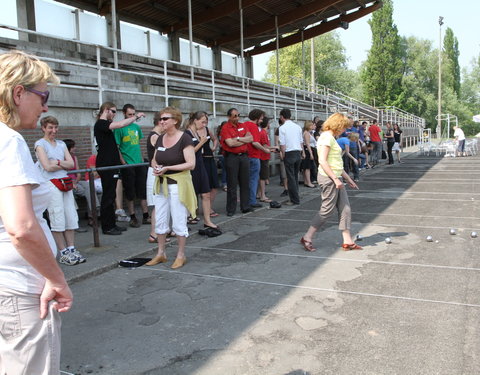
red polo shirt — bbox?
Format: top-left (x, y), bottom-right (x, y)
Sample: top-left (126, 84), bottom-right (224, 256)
top-left (369, 124), bottom-right (381, 142)
top-left (243, 120), bottom-right (262, 159)
top-left (220, 121), bottom-right (248, 154)
top-left (259, 129), bottom-right (271, 161)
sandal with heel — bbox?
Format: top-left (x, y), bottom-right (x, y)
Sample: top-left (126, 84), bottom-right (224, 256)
top-left (300, 237), bottom-right (316, 252)
top-left (342, 243), bottom-right (363, 251)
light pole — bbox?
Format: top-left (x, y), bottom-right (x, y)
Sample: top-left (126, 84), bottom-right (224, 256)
top-left (437, 16), bottom-right (444, 139)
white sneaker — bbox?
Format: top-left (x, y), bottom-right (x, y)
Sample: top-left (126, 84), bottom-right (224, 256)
top-left (70, 248), bottom-right (87, 263)
top-left (59, 249), bottom-right (80, 266)
top-left (115, 209), bottom-right (130, 222)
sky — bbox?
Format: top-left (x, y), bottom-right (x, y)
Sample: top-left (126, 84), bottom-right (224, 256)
top-left (252, 0), bottom-right (480, 80)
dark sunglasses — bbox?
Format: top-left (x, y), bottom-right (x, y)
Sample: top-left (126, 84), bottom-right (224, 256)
top-left (26, 87), bottom-right (49, 106)
top-left (159, 116), bottom-right (173, 121)
top-left (232, 114), bottom-right (240, 118)
top-left (110, 109), bottom-right (117, 114)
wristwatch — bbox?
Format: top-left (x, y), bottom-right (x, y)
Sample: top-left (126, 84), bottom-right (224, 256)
top-left (236, 136), bottom-right (240, 141)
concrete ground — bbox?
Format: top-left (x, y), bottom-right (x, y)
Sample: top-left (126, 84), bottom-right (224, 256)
top-left (59, 149), bottom-right (480, 375)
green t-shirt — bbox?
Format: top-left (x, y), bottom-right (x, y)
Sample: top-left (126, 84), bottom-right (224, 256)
top-left (114, 123), bottom-right (143, 164)
top-left (317, 132), bottom-right (343, 177)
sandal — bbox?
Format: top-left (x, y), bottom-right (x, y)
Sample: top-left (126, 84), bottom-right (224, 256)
top-left (300, 237), bottom-right (316, 252)
top-left (260, 198), bottom-right (272, 203)
top-left (187, 216), bottom-right (200, 225)
top-left (148, 234), bottom-right (157, 243)
top-left (342, 243), bottom-right (363, 251)
top-left (210, 211), bottom-right (219, 217)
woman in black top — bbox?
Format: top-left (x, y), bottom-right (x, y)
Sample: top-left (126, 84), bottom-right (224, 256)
top-left (384, 122), bottom-right (395, 165)
top-left (185, 111), bottom-right (221, 232)
top-left (94, 102), bottom-right (144, 235)
top-left (392, 123), bottom-right (403, 163)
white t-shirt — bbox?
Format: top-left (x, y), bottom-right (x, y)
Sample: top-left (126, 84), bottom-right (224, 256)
top-left (279, 120), bottom-right (303, 152)
top-left (34, 138), bottom-right (69, 179)
top-left (0, 122), bottom-right (57, 294)
top-left (454, 128), bottom-right (465, 141)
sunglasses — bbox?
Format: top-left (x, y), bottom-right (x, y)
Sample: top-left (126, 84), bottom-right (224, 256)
top-left (110, 109), bottom-right (117, 114)
top-left (26, 87), bottom-right (49, 106)
top-left (232, 114), bottom-right (240, 118)
top-left (159, 116), bottom-right (173, 121)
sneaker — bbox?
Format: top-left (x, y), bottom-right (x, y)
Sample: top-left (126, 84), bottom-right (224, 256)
top-left (142, 216), bottom-right (151, 225)
top-left (70, 248), bottom-right (87, 263)
top-left (280, 190), bottom-right (288, 197)
top-left (130, 217), bottom-right (141, 228)
top-left (103, 227), bottom-right (122, 235)
top-left (115, 209), bottom-right (130, 222)
top-left (59, 249), bottom-right (80, 266)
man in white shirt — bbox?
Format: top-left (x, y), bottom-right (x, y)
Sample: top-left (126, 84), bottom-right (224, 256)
top-left (453, 125), bottom-right (466, 157)
top-left (278, 108), bottom-right (304, 205)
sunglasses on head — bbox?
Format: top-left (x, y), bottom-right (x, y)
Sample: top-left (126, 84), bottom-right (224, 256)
top-left (26, 87), bottom-right (49, 106)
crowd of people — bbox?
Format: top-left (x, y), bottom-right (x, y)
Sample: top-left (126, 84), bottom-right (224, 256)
top-left (0, 50), bottom-right (416, 374)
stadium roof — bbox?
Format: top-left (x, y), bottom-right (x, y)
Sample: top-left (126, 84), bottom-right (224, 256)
top-left (56, 0), bottom-right (381, 56)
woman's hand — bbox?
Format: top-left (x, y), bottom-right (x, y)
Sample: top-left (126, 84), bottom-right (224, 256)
top-left (153, 165), bottom-right (168, 176)
top-left (333, 177), bottom-right (344, 189)
top-left (309, 151), bottom-right (314, 160)
top-left (40, 279), bottom-right (73, 319)
top-left (347, 179), bottom-right (359, 190)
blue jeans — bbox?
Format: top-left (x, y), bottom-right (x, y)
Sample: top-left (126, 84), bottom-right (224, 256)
top-left (249, 157), bottom-right (260, 205)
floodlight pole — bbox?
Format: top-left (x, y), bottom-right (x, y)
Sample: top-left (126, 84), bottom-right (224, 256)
top-left (310, 38), bottom-right (315, 93)
top-left (111, 0), bottom-right (118, 69)
top-left (437, 16), bottom-right (444, 139)
top-left (188, 0), bottom-right (194, 80)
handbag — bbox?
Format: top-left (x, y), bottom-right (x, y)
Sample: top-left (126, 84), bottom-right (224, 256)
top-left (50, 176), bottom-right (74, 192)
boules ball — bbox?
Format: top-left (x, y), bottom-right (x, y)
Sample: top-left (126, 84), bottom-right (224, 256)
top-left (435, 240), bottom-right (439, 243)
top-left (426, 235), bottom-right (433, 242)
top-left (385, 237), bottom-right (392, 244)
top-left (356, 234), bottom-right (363, 241)
top-left (449, 228), bottom-right (457, 235)
top-left (471, 231), bottom-right (478, 238)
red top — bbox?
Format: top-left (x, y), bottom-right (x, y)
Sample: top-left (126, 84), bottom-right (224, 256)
top-left (85, 154), bottom-right (97, 181)
top-left (220, 121), bottom-right (248, 154)
top-left (243, 120), bottom-right (261, 159)
top-left (369, 124), bottom-right (382, 142)
top-left (259, 129), bottom-right (271, 161)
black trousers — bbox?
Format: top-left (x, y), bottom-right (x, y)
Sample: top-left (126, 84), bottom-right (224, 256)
top-left (98, 169), bottom-right (118, 231)
top-left (284, 150), bottom-right (301, 204)
top-left (225, 153), bottom-right (250, 214)
top-left (387, 141), bottom-right (394, 164)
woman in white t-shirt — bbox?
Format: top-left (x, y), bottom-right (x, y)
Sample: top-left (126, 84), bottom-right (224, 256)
top-left (35, 115), bottom-right (86, 265)
top-left (0, 50), bottom-right (73, 374)
top-left (300, 113), bottom-right (361, 252)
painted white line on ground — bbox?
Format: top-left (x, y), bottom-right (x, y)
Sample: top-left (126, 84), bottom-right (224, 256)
top-left (142, 268), bottom-right (480, 309)
top-left (187, 245), bottom-right (480, 272)
top-left (347, 189), bottom-right (480, 196)
top-left (358, 179), bottom-right (479, 184)
top-left (273, 208), bottom-right (479, 220)
top-left (241, 216), bottom-right (480, 231)
top-left (60, 371), bottom-right (75, 375)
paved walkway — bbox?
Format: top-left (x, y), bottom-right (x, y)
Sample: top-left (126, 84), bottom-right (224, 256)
top-left (59, 148), bottom-right (480, 375)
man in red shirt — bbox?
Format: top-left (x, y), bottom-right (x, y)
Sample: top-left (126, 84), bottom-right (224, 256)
top-left (368, 119), bottom-right (382, 167)
top-left (220, 108), bottom-right (253, 216)
top-left (243, 109), bottom-right (272, 208)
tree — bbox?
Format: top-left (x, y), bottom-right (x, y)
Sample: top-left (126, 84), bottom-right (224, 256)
top-left (361, 0), bottom-right (404, 107)
top-left (263, 32), bottom-right (358, 94)
top-left (443, 27), bottom-right (461, 97)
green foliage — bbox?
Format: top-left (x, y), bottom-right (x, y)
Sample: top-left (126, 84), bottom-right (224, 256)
top-left (361, 0), bottom-right (403, 106)
top-left (443, 28), bottom-right (461, 96)
top-left (263, 32), bottom-right (359, 94)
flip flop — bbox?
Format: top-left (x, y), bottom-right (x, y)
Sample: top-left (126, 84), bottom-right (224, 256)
top-left (260, 198), bottom-right (272, 203)
top-left (210, 211), bottom-right (219, 217)
top-left (187, 217), bottom-right (200, 225)
top-left (148, 234), bottom-right (157, 243)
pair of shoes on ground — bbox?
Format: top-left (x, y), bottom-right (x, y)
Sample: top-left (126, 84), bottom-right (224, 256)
top-left (103, 225), bottom-right (127, 235)
top-left (59, 247), bottom-right (87, 266)
top-left (198, 225), bottom-right (222, 237)
top-left (300, 238), bottom-right (363, 252)
top-left (145, 254), bottom-right (186, 269)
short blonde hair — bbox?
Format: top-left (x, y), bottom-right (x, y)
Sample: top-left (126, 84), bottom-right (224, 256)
top-left (348, 132), bottom-right (359, 141)
top-left (303, 120), bottom-right (314, 132)
top-left (0, 50), bottom-right (59, 129)
top-left (322, 113), bottom-right (350, 135)
top-left (160, 106), bottom-right (182, 129)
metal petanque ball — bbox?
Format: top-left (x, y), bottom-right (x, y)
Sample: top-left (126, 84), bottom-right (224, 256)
top-left (426, 235), bottom-right (433, 242)
top-left (449, 228), bottom-right (457, 235)
top-left (471, 231), bottom-right (478, 238)
top-left (385, 237), bottom-right (392, 244)
top-left (356, 234), bottom-right (363, 241)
